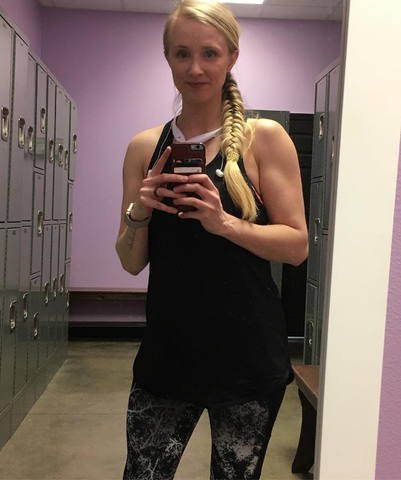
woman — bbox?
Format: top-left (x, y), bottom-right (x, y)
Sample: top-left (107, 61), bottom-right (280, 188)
top-left (116, 1), bottom-right (308, 478)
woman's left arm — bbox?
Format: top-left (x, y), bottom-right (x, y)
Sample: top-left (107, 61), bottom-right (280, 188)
top-left (173, 119), bottom-right (309, 266)
top-left (219, 119), bottom-right (309, 266)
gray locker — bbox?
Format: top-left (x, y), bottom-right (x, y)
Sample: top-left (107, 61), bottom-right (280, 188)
top-left (0, 228), bottom-right (20, 414)
top-left (64, 261), bottom-right (70, 340)
top-left (0, 229), bottom-right (5, 360)
top-left (14, 227), bottom-right (31, 395)
top-left (27, 276), bottom-right (41, 381)
top-left (44, 77), bottom-right (56, 222)
top-left (0, 19), bottom-right (13, 223)
top-left (304, 282), bottom-right (318, 365)
top-left (66, 183), bottom-right (73, 260)
top-left (69, 102), bottom-right (77, 181)
top-left (21, 55), bottom-right (36, 223)
top-left (307, 181), bottom-right (323, 283)
top-left (8, 34), bottom-right (28, 223)
top-left (57, 223), bottom-right (67, 344)
top-left (35, 65), bottom-right (47, 170)
top-left (49, 224), bottom-right (59, 354)
top-left (40, 225), bottom-right (52, 365)
top-left (311, 76), bottom-right (328, 180)
top-left (53, 87), bottom-right (65, 221)
top-left (315, 233), bottom-right (329, 364)
top-left (31, 173), bottom-right (44, 275)
top-left (60, 95), bottom-right (70, 221)
top-left (323, 65), bottom-right (340, 231)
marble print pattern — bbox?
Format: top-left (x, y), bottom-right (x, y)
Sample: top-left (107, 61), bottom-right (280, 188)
top-left (123, 383), bottom-right (285, 480)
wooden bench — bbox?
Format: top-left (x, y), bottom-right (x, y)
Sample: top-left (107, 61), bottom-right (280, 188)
top-left (291, 364), bottom-right (320, 474)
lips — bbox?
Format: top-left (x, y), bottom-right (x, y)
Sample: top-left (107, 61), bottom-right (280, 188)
top-left (187, 82), bottom-right (207, 88)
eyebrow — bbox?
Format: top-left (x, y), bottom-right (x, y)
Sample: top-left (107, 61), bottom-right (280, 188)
top-left (173, 45), bottom-right (221, 50)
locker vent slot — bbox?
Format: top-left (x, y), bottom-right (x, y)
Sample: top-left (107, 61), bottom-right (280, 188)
top-left (28, 126), bottom-right (34, 154)
top-left (40, 108), bottom-right (46, 133)
top-left (23, 293), bottom-right (29, 320)
top-left (1, 106), bottom-right (10, 141)
top-left (18, 118), bottom-right (26, 148)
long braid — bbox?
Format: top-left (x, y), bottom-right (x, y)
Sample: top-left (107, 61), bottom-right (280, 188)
top-left (221, 73), bottom-right (257, 222)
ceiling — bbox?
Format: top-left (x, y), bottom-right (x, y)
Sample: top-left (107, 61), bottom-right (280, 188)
top-left (36, 0), bottom-right (343, 21)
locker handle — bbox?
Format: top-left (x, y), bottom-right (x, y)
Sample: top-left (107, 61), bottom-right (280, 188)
top-left (69, 212), bottom-right (73, 232)
top-left (65, 149), bottom-right (69, 171)
top-left (53, 277), bottom-right (57, 299)
top-left (314, 218), bottom-right (321, 244)
top-left (23, 293), bottom-right (29, 320)
top-left (1, 106), bottom-right (10, 141)
top-left (59, 274), bottom-right (65, 294)
top-left (40, 107), bottom-right (46, 133)
top-left (58, 144), bottom-right (64, 167)
top-left (9, 301), bottom-right (17, 332)
top-left (49, 139), bottom-right (54, 163)
top-left (45, 282), bottom-right (50, 306)
top-left (331, 134), bottom-right (335, 163)
top-left (319, 113), bottom-right (325, 141)
top-left (33, 313), bottom-right (39, 339)
top-left (28, 126), bottom-right (34, 154)
top-left (37, 211), bottom-right (43, 236)
top-left (67, 290), bottom-right (70, 309)
top-left (18, 117), bottom-right (26, 148)
top-left (73, 134), bottom-right (77, 154)
top-left (307, 320), bottom-right (314, 348)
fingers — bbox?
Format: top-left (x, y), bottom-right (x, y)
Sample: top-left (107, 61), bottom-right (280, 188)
top-left (148, 146), bottom-right (171, 176)
top-left (181, 174), bottom-right (216, 191)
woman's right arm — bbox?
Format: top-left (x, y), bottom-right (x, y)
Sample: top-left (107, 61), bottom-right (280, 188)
top-left (115, 131), bottom-right (189, 276)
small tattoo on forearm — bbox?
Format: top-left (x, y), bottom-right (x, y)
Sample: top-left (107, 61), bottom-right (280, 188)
top-left (126, 230), bottom-right (137, 251)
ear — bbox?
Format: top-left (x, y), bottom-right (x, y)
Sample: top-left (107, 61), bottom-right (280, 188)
top-left (227, 49), bottom-right (239, 72)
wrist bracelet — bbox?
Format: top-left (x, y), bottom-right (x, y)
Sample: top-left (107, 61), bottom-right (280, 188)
top-left (124, 203), bottom-right (152, 229)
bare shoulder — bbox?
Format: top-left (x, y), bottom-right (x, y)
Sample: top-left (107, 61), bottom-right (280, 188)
top-left (125, 124), bottom-right (165, 178)
top-left (248, 118), bottom-right (293, 161)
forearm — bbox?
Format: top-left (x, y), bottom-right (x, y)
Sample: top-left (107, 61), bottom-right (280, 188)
top-left (115, 225), bottom-right (149, 275)
top-left (219, 214), bottom-right (308, 266)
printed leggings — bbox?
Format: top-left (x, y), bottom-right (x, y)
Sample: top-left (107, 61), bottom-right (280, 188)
top-left (122, 382), bottom-right (286, 480)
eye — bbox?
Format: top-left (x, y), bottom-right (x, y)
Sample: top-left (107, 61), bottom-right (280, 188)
top-left (205, 50), bottom-right (217, 59)
top-left (176, 50), bottom-right (189, 59)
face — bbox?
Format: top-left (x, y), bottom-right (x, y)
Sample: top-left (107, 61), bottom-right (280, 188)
top-left (166, 17), bottom-right (239, 104)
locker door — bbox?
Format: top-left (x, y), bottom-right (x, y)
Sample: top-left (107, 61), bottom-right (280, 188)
top-left (311, 77), bottom-right (328, 180)
top-left (323, 65), bottom-right (340, 231)
top-left (21, 55), bottom-right (36, 222)
top-left (57, 223), bottom-right (66, 344)
top-left (27, 276), bottom-right (40, 381)
top-left (44, 77), bottom-right (56, 222)
top-left (69, 103), bottom-right (77, 181)
top-left (66, 184), bottom-right (73, 260)
top-left (49, 224), bottom-right (59, 354)
top-left (31, 173), bottom-right (44, 275)
top-left (40, 225), bottom-right (52, 365)
top-left (315, 233), bottom-right (329, 365)
top-left (64, 261), bottom-right (70, 340)
top-left (14, 227), bottom-right (31, 395)
top-left (60, 96), bottom-right (70, 221)
top-left (34, 65), bottom-right (46, 170)
top-left (8, 34), bottom-right (28, 223)
top-left (53, 87), bottom-right (65, 221)
top-left (0, 228), bottom-right (20, 413)
top-left (0, 20), bottom-right (13, 223)
top-left (0, 229), bottom-right (5, 364)
top-left (307, 181), bottom-right (323, 283)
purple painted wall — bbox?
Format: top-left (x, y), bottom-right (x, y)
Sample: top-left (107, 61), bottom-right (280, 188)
top-left (376, 136), bottom-right (401, 479)
top-left (39, 8), bottom-right (341, 290)
top-left (0, 0), bottom-right (41, 55)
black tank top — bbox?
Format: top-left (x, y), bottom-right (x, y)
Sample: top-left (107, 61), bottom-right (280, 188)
top-left (133, 120), bottom-right (294, 408)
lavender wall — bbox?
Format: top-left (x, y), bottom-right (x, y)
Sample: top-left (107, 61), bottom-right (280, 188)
top-left (40, 8), bottom-right (341, 290)
top-left (376, 137), bottom-right (401, 479)
top-left (0, 0), bottom-right (41, 55)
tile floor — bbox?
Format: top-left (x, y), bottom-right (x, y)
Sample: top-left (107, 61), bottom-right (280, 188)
top-left (0, 340), bottom-right (313, 480)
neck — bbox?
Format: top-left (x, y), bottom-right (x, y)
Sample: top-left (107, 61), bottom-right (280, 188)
top-left (177, 97), bottom-right (222, 139)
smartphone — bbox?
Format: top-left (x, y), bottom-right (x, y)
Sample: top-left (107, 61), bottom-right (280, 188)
top-left (171, 143), bottom-right (206, 212)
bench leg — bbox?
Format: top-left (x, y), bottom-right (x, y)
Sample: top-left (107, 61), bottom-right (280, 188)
top-left (292, 389), bottom-right (317, 474)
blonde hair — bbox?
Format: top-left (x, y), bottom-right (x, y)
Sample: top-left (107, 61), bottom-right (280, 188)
top-left (164, 0), bottom-right (257, 222)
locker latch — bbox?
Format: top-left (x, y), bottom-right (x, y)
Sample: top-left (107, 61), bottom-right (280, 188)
top-left (1, 106), bottom-right (10, 141)
top-left (40, 107), bottom-right (46, 133)
top-left (18, 118), bottom-right (26, 148)
top-left (23, 293), bottom-right (29, 320)
top-left (9, 301), bottom-right (17, 332)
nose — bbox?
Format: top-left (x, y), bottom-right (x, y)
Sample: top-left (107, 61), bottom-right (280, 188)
top-left (188, 56), bottom-right (203, 76)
